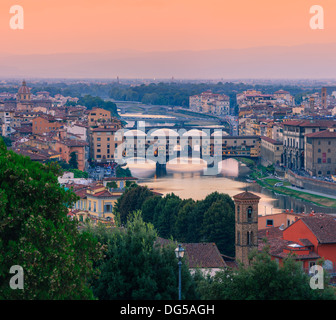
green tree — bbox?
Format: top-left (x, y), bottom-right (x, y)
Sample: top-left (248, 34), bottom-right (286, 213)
top-left (141, 195), bottom-right (161, 223)
top-left (201, 198), bottom-right (235, 256)
top-left (0, 139), bottom-right (102, 299)
top-left (197, 245), bottom-right (335, 300)
top-left (89, 211), bottom-right (199, 300)
top-left (69, 152), bottom-right (78, 169)
top-left (0, 136), bottom-right (12, 147)
top-left (173, 199), bottom-right (197, 243)
top-left (152, 193), bottom-right (183, 239)
top-left (113, 185), bottom-right (155, 225)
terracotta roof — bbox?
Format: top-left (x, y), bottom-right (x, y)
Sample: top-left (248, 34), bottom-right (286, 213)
top-left (300, 215), bottom-right (336, 244)
top-left (283, 120), bottom-right (335, 128)
top-left (305, 129), bottom-right (336, 139)
top-left (261, 136), bottom-right (283, 145)
top-left (155, 238), bottom-right (226, 268)
top-left (233, 191), bottom-right (261, 201)
top-left (274, 251), bottom-right (320, 260)
top-left (299, 238), bottom-right (314, 247)
top-left (92, 190), bottom-right (117, 198)
top-left (258, 227), bottom-right (290, 256)
top-left (60, 139), bottom-right (88, 147)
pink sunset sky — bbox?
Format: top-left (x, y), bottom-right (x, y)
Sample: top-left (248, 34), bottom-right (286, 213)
top-left (0, 0), bottom-right (336, 78)
top-left (0, 0), bottom-right (334, 54)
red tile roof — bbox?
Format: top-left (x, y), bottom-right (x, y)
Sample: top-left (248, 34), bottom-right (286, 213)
top-left (261, 136), bottom-right (283, 145)
top-left (305, 129), bottom-right (336, 139)
top-left (300, 215), bottom-right (336, 244)
top-left (233, 191), bottom-right (261, 201)
top-left (182, 243), bottom-right (227, 268)
top-left (156, 238), bottom-right (226, 268)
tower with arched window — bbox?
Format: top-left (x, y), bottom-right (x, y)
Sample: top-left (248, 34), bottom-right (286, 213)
top-left (233, 190), bottom-right (260, 266)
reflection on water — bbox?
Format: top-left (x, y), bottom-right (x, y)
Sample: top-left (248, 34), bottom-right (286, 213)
top-left (126, 158), bottom-right (336, 215)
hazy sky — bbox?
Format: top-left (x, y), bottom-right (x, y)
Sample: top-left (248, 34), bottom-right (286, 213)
top-left (1, 0), bottom-right (335, 54)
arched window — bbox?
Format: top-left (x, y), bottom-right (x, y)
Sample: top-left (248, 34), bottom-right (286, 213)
top-left (247, 206), bottom-right (253, 221)
top-left (247, 231), bottom-right (253, 245)
top-left (237, 205), bottom-right (240, 222)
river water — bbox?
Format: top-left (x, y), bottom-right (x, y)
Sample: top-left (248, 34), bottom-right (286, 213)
top-left (125, 158), bottom-right (336, 216)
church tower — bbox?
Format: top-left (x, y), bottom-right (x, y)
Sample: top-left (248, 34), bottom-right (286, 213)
top-left (17, 80), bottom-right (31, 102)
top-left (233, 191), bottom-right (260, 266)
top-left (16, 80), bottom-right (33, 112)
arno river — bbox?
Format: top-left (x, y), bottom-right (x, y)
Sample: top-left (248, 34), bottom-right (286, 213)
top-left (125, 158), bottom-right (336, 216)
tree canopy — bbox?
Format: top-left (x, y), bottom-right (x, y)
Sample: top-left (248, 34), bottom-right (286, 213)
top-left (88, 211), bottom-right (199, 300)
top-left (114, 186), bottom-right (235, 256)
top-left (0, 139), bottom-right (102, 299)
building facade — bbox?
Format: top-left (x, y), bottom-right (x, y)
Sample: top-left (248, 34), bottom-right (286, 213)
top-left (260, 136), bottom-right (283, 167)
top-left (189, 91), bottom-right (230, 116)
top-left (282, 120), bottom-right (335, 171)
top-left (305, 128), bottom-right (336, 176)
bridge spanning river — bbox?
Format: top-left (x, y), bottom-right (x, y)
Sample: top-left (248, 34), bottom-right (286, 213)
top-left (117, 126), bottom-right (260, 175)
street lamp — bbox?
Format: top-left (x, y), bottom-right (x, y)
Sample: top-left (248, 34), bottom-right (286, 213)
top-left (174, 244), bottom-right (185, 300)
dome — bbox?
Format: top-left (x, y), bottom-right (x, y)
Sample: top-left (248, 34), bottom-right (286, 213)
top-left (18, 80), bottom-right (30, 95)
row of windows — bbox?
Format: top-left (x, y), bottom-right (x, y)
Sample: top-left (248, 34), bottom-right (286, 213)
top-left (237, 231), bottom-right (254, 246)
top-left (96, 154), bottom-right (114, 159)
top-left (317, 158), bottom-right (332, 164)
top-left (74, 200), bottom-right (113, 213)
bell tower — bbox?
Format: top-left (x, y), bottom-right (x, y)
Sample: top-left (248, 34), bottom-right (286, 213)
top-left (233, 191), bottom-right (260, 266)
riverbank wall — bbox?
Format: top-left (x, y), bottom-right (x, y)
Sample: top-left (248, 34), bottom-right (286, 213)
top-left (285, 170), bottom-right (336, 198)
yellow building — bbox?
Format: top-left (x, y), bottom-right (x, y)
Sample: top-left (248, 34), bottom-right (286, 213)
top-left (88, 108), bottom-right (120, 127)
top-left (71, 183), bottom-right (123, 224)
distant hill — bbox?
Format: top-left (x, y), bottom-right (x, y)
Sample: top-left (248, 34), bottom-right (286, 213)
top-left (1, 43), bottom-right (336, 79)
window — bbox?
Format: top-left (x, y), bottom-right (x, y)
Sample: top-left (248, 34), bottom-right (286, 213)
top-left (318, 149), bottom-right (321, 153)
top-left (318, 158), bottom-right (321, 164)
top-left (247, 206), bottom-right (253, 221)
top-left (93, 202), bottom-right (96, 212)
top-left (247, 231), bottom-right (253, 246)
top-left (97, 137), bottom-right (101, 141)
top-left (327, 158), bottom-right (331, 164)
top-left (237, 231), bottom-right (240, 245)
top-left (88, 201), bottom-right (91, 211)
top-left (266, 219), bottom-right (274, 227)
top-left (237, 206), bottom-right (240, 222)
